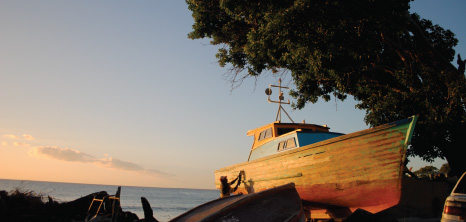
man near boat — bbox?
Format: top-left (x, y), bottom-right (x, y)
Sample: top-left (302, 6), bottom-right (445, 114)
top-left (219, 172), bottom-right (242, 198)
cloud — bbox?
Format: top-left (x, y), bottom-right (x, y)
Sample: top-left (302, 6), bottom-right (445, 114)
top-left (144, 169), bottom-right (172, 177)
top-left (2, 134), bottom-right (34, 145)
top-left (1, 134), bottom-right (33, 147)
top-left (29, 146), bottom-right (95, 162)
top-left (29, 146), bottom-right (171, 177)
top-left (13, 142), bottom-right (31, 147)
top-left (98, 157), bottom-right (144, 171)
top-left (96, 157), bottom-right (171, 177)
top-left (2, 134), bottom-right (19, 139)
top-left (22, 134), bottom-right (35, 140)
top-left (6, 134), bottom-right (164, 176)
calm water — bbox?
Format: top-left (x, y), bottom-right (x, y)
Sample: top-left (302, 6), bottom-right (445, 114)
top-left (0, 179), bottom-right (219, 222)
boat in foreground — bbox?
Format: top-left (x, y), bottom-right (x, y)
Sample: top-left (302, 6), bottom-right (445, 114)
top-left (214, 80), bottom-right (418, 218)
top-left (169, 183), bottom-right (305, 222)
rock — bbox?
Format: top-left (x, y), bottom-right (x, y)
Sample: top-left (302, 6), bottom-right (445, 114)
top-left (140, 197), bottom-right (159, 222)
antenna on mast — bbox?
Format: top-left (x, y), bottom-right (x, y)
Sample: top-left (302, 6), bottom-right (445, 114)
top-left (265, 79), bottom-right (294, 123)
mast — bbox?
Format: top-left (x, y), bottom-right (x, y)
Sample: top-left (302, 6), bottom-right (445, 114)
top-left (265, 79), bottom-right (294, 123)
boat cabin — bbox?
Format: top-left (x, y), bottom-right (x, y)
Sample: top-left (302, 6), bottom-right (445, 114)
top-left (246, 79), bottom-right (344, 161)
top-left (247, 121), bottom-right (344, 161)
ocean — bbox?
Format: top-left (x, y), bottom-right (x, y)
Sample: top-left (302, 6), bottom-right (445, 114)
top-left (0, 179), bottom-right (219, 222)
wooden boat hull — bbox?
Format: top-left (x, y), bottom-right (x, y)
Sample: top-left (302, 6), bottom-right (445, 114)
top-left (215, 117), bottom-right (417, 215)
top-left (170, 183), bottom-right (305, 222)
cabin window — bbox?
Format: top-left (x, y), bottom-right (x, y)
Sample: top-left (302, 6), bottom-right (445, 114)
top-left (277, 138), bottom-right (297, 151)
top-left (278, 141), bottom-right (286, 150)
top-left (277, 128), bottom-right (296, 136)
top-left (258, 128), bottom-right (273, 141)
top-left (286, 138), bottom-right (296, 148)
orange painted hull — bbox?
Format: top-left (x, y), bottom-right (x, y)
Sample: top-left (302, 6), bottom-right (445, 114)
top-left (215, 117), bottom-right (416, 216)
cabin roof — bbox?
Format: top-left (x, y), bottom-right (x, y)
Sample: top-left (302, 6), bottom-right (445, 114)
top-left (247, 121), bottom-right (330, 150)
top-left (247, 121), bottom-right (329, 136)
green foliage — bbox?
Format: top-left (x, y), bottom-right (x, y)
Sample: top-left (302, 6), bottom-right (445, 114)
top-left (414, 165), bottom-right (438, 178)
top-left (186, 0), bottom-right (466, 174)
top-left (439, 163), bottom-right (451, 174)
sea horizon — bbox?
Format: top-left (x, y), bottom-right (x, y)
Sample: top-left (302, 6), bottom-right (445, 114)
top-left (0, 177), bottom-right (217, 191)
top-left (1, 178), bottom-right (220, 221)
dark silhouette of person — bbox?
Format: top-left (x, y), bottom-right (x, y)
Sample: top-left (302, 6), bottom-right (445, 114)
top-left (219, 173), bottom-right (242, 198)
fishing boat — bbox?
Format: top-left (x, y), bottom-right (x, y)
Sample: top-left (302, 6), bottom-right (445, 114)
top-left (214, 80), bottom-right (418, 219)
top-left (170, 183), bottom-right (305, 222)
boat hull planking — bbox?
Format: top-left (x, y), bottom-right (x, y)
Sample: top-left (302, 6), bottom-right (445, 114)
top-left (215, 116), bottom-right (417, 215)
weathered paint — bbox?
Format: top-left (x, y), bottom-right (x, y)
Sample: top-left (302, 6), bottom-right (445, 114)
top-left (215, 116), bottom-right (417, 216)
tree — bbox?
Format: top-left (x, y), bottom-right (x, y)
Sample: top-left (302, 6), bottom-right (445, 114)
top-left (414, 165), bottom-right (438, 179)
top-left (439, 163), bottom-right (451, 175)
top-left (186, 0), bottom-right (466, 175)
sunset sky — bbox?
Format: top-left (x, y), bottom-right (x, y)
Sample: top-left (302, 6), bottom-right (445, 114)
top-left (1, 1), bottom-right (464, 189)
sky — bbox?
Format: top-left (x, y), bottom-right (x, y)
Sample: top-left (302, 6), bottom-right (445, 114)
top-left (0, 0), bottom-right (464, 190)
